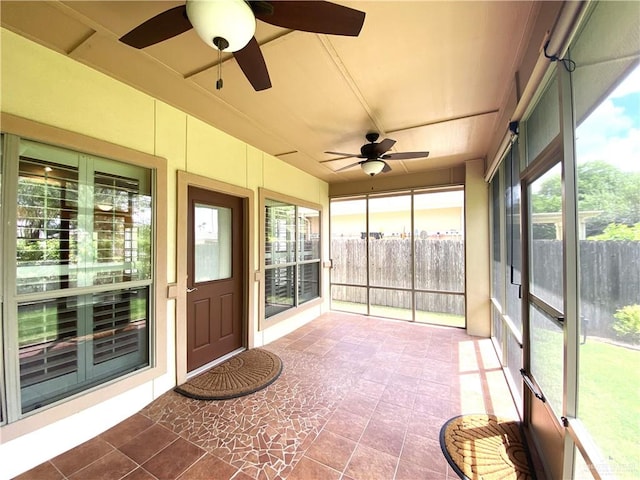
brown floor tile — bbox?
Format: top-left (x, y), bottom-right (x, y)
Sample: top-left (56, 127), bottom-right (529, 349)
top-left (119, 424), bottom-right (179, 464)
top-left (359, 418), bottom-right (406, 457)
top-left (68, 450), bottom-right (137, 480)
top-left (51, 437), bottom-right (114, 477)
top-left (400, 432), bottom-right (446, 472)
top-left (177, 453), bottom-right (237, 479)
top-left (305, 430), bottom-right (357, 472)
top-left (142, 438), bottom-right (205, 480)
top-left (121, 468), bottom-right (158, 480)
top-left (395, 460), bottom-right (443, 480)
top-left (287, 456), bottom-right (341, 480)
top-left (13, 462), bottom-right (64, 480)
top-left (101, 414), bottom-right (155, 448)
top-left (323, 408), bottom-right (369, 441)
top-left (343, 444), bottom-right (398, 480)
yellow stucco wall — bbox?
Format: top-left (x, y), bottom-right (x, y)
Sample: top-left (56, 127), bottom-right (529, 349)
top-left (0, 28), bottom-right (329, 478)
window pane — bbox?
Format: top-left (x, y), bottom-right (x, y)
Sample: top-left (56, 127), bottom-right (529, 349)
top-left (298, 262), bottom-right (319, 304)
top-left (369, 195), bottom-right (411, 288)
top-left (331, 285), bottom-right (367, 314)
top-left (93, 170), bottom-right (152, 284)
top-left (572, 3), bottom-right (640, 473)
top-left (415, 291), bottom-right (464, 327)
top-left (19, 287), bottom-right (149, 413)
top-left (17, 157), bottom-right (79, 294)
top-left (265, 266), bottom-right (294, 318)
top-left (529, 163), bottom-right (564, 312)
top-left (530, 303), bottom-right (563, 415)
top-left (265, 201), bottom-right (295, 266)
top-left (194, 204), bottom-right (231, 282)
top-left (330, 198), bottom-right (366, 285)
top-left (370, 288), bottom-right (412, 321)
top-left (298, 207), bottom-right (320, 261)
top-left (414, 190), bottom-right (465, 293)
top-left (505, 330), bottom-right (523, 404)
top-left (505, 145), bottom-right (523, 331)
top-left (491, 173), bottom-right (503, 307)
top-left (492, 304), bottom-right (503, 353)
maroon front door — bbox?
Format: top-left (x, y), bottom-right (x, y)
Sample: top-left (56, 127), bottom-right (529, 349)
top-left (186, 186), bottom-right (244, 372)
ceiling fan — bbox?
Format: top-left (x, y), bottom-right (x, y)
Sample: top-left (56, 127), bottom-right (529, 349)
top-left (323, 133), bottom-right (430, 176)
top-left (119, 0), bottom-right (366, 91)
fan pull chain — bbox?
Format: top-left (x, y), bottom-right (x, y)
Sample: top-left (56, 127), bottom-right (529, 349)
top-left (212, 36), bottom-right (229, 90)
top-left (216, 47), bottom-right (223, 90)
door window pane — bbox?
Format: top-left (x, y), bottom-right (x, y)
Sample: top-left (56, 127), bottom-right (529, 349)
top-left (572, 4), bottom-right (640, 472)
top-left (194, 204), bottom-right (231, 282)
top-left (529, 163), bottom-right (564, 312)
top-left (529, 303), bottom-right (564, 415)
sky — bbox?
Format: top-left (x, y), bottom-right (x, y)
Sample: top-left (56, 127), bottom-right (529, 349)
top-left (575, 64), bottom-right (640, 172)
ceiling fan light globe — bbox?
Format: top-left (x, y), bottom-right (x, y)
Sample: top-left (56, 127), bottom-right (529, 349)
top-left (361, 160), bottom-right (385, 176)
top-left (186, 0), bottom-right (255, 52)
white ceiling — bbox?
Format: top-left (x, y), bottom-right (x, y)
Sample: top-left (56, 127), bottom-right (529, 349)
top-left (1, 1), bottom-right (551, 184)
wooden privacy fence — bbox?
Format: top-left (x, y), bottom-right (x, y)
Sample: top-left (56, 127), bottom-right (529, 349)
top-left (331, 238), bottom-right (465, 315)
top-left (331, 238), bottom-right (639, 338)
top-left (531, 240), bottom-right (640, 339)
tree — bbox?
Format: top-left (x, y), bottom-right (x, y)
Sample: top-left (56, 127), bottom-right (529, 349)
top-left (532, 161), bottom-right (640, 237)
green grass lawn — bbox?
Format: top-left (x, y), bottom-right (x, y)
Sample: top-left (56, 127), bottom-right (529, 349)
top-left (579, 339), bottom-right (640, 478)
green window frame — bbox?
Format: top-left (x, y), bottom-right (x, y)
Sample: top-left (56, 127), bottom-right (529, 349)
top-left (1, 135), bottom-right (155, 417)
top-left (262, 192), bottom-right (321, 321)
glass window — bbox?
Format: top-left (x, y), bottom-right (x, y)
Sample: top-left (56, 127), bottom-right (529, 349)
top-left (529, 162), bottom-right (564, 313)
top-left (505, 144), bottom-right (523, 332)
top-left (193, 204), bottom-right (232, 282)
top-left (491, 171), bottom-right (503, 308)
top-left (571, 2), bottom-right (640, 474)
top-left (264, 198), bottom-right (321, 319)
top-left (5, 138), bottom-right (154, 414)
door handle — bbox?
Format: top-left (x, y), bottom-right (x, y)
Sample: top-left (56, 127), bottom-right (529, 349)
top-left (187, 287), bottom-right (198, 293)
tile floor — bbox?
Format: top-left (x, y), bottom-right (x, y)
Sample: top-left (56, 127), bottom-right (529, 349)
top-left (15, 312), bottom-right (519, 480)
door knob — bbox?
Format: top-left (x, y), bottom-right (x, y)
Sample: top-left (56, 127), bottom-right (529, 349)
top-left (187, 287), bottom-right (198, 293)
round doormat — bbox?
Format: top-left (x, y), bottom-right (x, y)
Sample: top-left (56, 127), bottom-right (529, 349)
top-left (175, 348), bottom-right (282, 400)
top-left (440, 414), bottom-right (535, 480)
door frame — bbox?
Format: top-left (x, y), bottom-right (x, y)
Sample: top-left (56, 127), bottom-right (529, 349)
top-left (176, 170), bottom-right (255, 384)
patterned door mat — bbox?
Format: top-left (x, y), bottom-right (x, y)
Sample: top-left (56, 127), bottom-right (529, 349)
top-left (175, 348), bottom-right (282, 400)
top-left (440, 414), bottom-right (536, 479)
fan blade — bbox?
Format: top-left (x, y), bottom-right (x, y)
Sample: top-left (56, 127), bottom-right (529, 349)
top-left (120, 5), bottom-right (191, 49)
top-left (256, 1), bottom-right (365, 36)
top-left (382, 162), bottom-right (392, 173)
top-left (233, 37), bottom-right (272, 91)
top-left (335, 161), bottom-right (363, 172)
top-left (383, 151), bottom-right (430, 160)
top-left (320, 155), bottom-right (360, 163)
top-left (373, 138), bottom-right (396, 156)
top-left (324, 151), bottom-right (358, 156)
